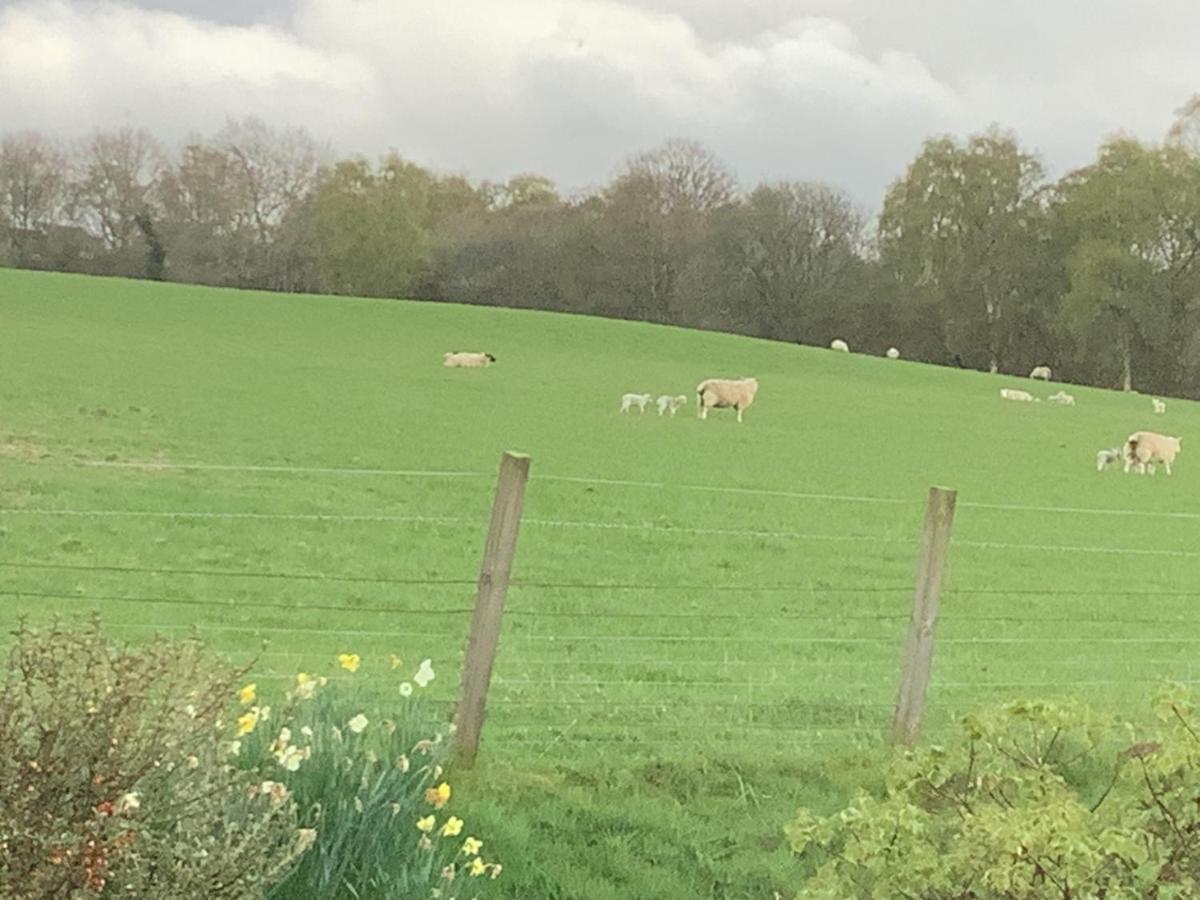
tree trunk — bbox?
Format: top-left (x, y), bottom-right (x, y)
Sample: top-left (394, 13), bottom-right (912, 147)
top-left (1121, 334), bottom-right (1133, 393)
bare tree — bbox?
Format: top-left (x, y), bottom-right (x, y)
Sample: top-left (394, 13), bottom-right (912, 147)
top-left (0, 132), bottom-right (68, 265)
top-left (72, 128), bottom-right (165, 251)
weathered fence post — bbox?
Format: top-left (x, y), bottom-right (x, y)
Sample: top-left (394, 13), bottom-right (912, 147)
top-left (892, 486), bottom-right (957, 747)
top-left (453, 451), bottom-right (531, 767)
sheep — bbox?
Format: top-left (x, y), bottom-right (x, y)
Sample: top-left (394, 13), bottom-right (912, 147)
top-left (1123, 431), bottom-right (1183, 476)
top-left (1153, 398), bottom-right (1167, 414)
top-left (656, 394), bottom-right (688, 417)
top-left (1029, 365), bottom-right (1052, 381)
top-left (999, 388), bottom-right (1036, 402)
top-left (443, 351), bottom-right (496, 368)
top-left (1096, 447), bottom-right (1121, 471)
top-left (697, 377), bottom-right (759, 424)
top-left (1048, 390), bottom-right (1076, 406)
top-left (886, 347), bottom-right (900, 359)
top-left (830, 339), bottom-right (850, 353)
top-left (620, 393), bottom-right (652, 414)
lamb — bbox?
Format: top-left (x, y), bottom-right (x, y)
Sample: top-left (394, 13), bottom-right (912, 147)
top-left (443, 351), bottom-right (496, 368)
top-left (999, 388), bottom-right (1036, 402)
top-left (1048, 390), bottom-right (1076, 406)
top-left (1029, 365), bottom-right (1052, 381)
top-left (1153, 398), bottom-right (1167, 414)
top-left (620, 393), bottom-right (652, 414)
top-left (886, 347), bottom-right (900, 359)
top-left (656, 394), bottom-right (688, 416)
top-left (697, 377), bottom-right (759, 423)
top-left (1096, 447), bottom-right (1121, 471)
top-left (830, 339), bottom-right (850, 353)
top-left (1123, 431), bottom-right (1183, 476)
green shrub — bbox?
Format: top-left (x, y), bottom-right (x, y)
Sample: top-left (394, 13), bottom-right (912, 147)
top-left (0, 619), bottom-right (307, 899)
top-left (787, 690), bottom-right (1200, 898)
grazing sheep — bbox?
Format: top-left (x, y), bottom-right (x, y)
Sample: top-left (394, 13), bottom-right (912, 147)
top-left (886, 347), bottom-right (900, 359)
top-left (1153, 398), bottom-right (1167, 414)
top-left (999, 388), bottom-right (1036, 402)
top-left (656, 394), bottom-right (688, 416)
top-left (697, 377), bottom-right (759, 424)
top-left (1029, 365), bottom-right (1052, 381)
top-left (830, 339), bottom-right (850, 353)
top-left (443, 351), bottom-right (496, 368)
top-left (620, 393), bottom-right (652, 414)
top-left (1096, 447), bottom-right (1121, 471)
top-left (1048, 390), bottom-right (1076, 406)
top-left (1123, 431), bottom-right (1183, 475)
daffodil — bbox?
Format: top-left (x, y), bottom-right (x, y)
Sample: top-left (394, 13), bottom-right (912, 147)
top-left (441, 816), bottom-right (464, 837)
top-left (337, 653), bottom-right (361, 673)
top-left (389, 654), bottom-right (403, 670)
top-left (395, 754), bottom-right (410, 773)
top-left (399, 682), bottom-right (413, 698)
top-left (462, 837), bottom-right (482, 856)
top-left (489, 862), bottom-right (503, 879)
top-left (347, 713), bottom-right (368, 734)
top-left (275, 745), bottom-right (306, 772)
top-left (294, 672), bottom-right (316, 700)
top-left (295, 828), bottom-right (318, 854)
top-left (425, 782), bottom-right (451, 809)
top-left (441, 864), bottom-right (456, 881)
top-left (224, 740), bottom-right (242, 757)
top-left (413, 658), bottom-right (435, 688)
top-left (236, 712), bottom-right (258, 736)
top-left (238, 683), bottom-right (257, 705)
top-left (469, 857), bottom-right (488, 877)
top-left (417, 815), bottom-right (436, 833)
top-left (116, 792), bottom-right (140, 814)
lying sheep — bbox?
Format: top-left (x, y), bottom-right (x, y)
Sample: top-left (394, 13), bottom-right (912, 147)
top-left (620, 393), bottom-right (652, 414)
top-left (1096, 447), bottom-right (1121, 471)
top-left (1153, 398), bottom-right (1167, 414)
top-left (1029, 365), bottom-right (1052, 381)
top-left (1123, 431), bottom-right (1183, 475)
top-left (697, 377), bottom-right (759, 424)
top-left (656, 394), bottom-right (688, 416)
top-left (886, 347), bottom-right (900, 359)
top-left (999, 388), bottom-right (1037, 402)
top-left (1048, 390), bottom-right (1076, 406)
top-left (443, 351), bottom-right (496, 368)
top-left (830, 339), bottom-right (850, 353)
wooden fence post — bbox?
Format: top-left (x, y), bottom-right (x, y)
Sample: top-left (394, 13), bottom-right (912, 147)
top-left (892, 486), bottom-right (957, 747)
top-left (453, 451), bottom-right (531, 767)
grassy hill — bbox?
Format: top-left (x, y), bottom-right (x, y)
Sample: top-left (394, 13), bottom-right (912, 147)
top-left (3, 267), bottom-right (1199, 897)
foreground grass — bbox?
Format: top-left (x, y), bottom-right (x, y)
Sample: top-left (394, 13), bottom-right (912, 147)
top-left (3, 267), bottom-right (1200, 897)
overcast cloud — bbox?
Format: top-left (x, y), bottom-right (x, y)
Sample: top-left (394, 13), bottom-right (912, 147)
top-left (1, 0), bottom-right (1198, 205)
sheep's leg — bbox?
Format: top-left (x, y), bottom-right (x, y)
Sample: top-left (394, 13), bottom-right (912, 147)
top-left (736, 406), bottom-right (743, 423)
top-left (1166, 460), bottom-right (1173, 476)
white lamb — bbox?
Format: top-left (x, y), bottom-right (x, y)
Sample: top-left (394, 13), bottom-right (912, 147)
top-left (1153, 398), bottom-right (1167, 414)
top-left (1124, 431), bottom-right (1183, 475)
top-left (443, 351), bottom-right (496, 368)
top-left (886, 347), bottom-right (900, 359)
top-left (620, 393), bottom-right (652, 414)
top-left (999, 388), bottom-right (1036, 402)
top-left (697, 377), bottom-right (759, 424)
top-left (1096, 447), bottom-right (1121, 471)
top-left (830, 339), bottom-right (850, 353)
top-left (1048, 390), bottom-right (1076, 406)
top-left (1029, 365), bottom-right (1052, 381)
top-left (656, 394), bottom-right (688, 416)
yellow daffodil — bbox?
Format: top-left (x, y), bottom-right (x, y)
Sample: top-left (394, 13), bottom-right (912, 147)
top-left (469, 857), bottom-right (488, 877)
top-left (237, 712), bottom-right (258, 736)
top-left (389, 654), bottom-right (403, 670)
top-left (347, 713), bottom-right (368, 734)
top-left (337, 653), bottom-right (361, 673)
top-left (441, 816), bottom-right (464, 837)
top-left (462, 837), bottom-right (482, 856)
top-left (238, 683), bottom-right (256, 705)
top-left (416, 815), bottom-right (436, 833)
top-left (424, 782), bottom-right (451, 809)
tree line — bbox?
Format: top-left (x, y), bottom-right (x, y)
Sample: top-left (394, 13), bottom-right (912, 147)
top-left (5, 106), bottom-right (1200, 396)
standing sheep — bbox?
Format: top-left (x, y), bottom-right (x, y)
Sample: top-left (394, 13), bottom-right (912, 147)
top-left (656, 394), bottom-right (688, 416)
top-left (1153, 398), bottom-right (1167, 414)
top-left (697, 377), bottom-right (759, 424)
top-left (620, 393), bottom-right (652, 414)
top-left (1029, 365), bottom-right (1052, 381)
top-left (1123, 431), bottom-right (1183, 475)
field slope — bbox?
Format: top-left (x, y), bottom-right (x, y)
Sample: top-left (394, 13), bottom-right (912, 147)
top-left (3, 268), bottom-right (1200, 898)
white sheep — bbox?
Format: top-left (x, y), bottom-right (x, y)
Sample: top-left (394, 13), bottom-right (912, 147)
top-left (697, 377), bottom-right (759, 424)
top-left (1048, 390), bottom-right (1076, 406)
top-left (443, 351), bottom-right (496, 368)
top-left (1029, 365), bottom-right (1052, 381)
top-left (830, 339), bottom-right (850, 353)
top-left (1096, 447), bottom-right (1121, 471)
top-left (620, 393), bottom-right (652, 414)
top-left (1153, 398), bottom-right (1167, 414)
top-left (1124, 431), bottom-right (1183, 475)
top-left (886, 347), bottom-right (900, 359)
top-left (656, 394), bottom-right (688, 416)
top-left (999, 388), bottom-right (1036, 402)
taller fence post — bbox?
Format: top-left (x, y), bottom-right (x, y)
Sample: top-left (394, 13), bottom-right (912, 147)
top-left (453, 451), bottom-right (531, 767)
top-left (892, 486), bottom-right (957, 747)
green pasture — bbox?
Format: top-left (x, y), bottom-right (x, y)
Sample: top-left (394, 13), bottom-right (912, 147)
top-left (2, 267), bottom-right (1199, 897)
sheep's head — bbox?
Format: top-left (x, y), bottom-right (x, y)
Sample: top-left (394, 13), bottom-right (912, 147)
top-left (486, 353), bottom-right (497, 362)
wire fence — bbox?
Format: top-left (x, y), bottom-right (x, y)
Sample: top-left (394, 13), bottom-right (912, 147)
top-left (3, 452), bottom-right (1200, 759)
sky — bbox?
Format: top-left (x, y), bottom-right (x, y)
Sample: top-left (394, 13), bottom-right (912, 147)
top-left (1, 0), bottom-right (1199, 206)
